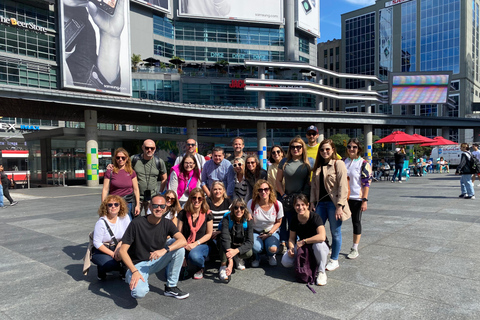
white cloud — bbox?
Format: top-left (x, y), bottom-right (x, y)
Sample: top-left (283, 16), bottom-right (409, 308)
top-left (344, 0), bottom-right (376, 6)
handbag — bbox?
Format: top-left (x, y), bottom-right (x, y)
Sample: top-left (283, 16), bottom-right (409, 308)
top-left (280, 193), bottom-right (296, 212)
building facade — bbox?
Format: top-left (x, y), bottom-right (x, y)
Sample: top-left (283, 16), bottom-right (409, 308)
top-left (341, 0), bottom-right (477, 141)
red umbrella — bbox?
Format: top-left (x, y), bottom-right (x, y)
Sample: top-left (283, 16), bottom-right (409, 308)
top-left (409, 134), bottom-right (435, 144)
top-left (420, 136), bottom-right (457, 147)
top-left (375, 131), bottom-right (421, 144)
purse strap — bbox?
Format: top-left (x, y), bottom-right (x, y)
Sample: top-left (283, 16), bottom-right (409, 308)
top-left (102, 219), bottom-right (119, 245)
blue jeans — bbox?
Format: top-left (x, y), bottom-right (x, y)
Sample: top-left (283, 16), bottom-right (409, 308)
top-left (393, 163), bottom-right (403, 181)
top-left (127, 202), bottom-right (134, 220)
top-left (91, 249), bottom-right (121, 277)
top-left (0, 184), bottom-right (4, 207)
top-left (253, 232), bottom-right (280, 257)
top-left (280, 209), bottom-right (294, 243)
top-left (316, 201), bottom-right (342, 260)
top-left (187, 244), bottom-right (209, 268)
top-left (460, 174), bottom-right (475, 197)
top-left (125, 247), bottom-right (185, 299)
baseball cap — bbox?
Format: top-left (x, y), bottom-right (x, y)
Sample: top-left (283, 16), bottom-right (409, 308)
top-left (395, 148), bottom-right (401, 152)
top-left (306, 125), bottom-right (318, 134)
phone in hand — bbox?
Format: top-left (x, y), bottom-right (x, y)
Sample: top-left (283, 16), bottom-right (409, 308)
top-left (89, 0), bottom-right (118, 15)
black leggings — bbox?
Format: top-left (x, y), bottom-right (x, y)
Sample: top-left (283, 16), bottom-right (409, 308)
top-left (2, 184), bottom-right (13, 204)
top-left (348, 199), bottom-right (363, 235)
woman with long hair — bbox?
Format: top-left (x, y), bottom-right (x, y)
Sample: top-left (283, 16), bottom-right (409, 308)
top-left (281, 194), bottom-right (329, 286)
top-left (92, 194), bottom-right (131, 280)
top-left (248, 179), bottom-right (283, 267)
top-left (276, 136), bottom-right (311, 251)
top-left (168, 154), bottom-right (201, 206)
top-left (164, 189), bottom-right (182, 225)
top-left (102, 148), bottom-right (140, 220)
top-left (245, 155), bottom-right (267, 202)
top-left (310, 139), bottom-right (350, 272)
top-left (218, 198), bottom-right (253, 282)
top-left (344, 138), bottom-right (371, 260)
top-left (177, 188), bottom-right (213, 280)
top-left (233, 157), bottom-right (248, 201)
top-left (207, 181), bottom-right (232, 240)
top-left (267, 145), bottom-right (285, 197)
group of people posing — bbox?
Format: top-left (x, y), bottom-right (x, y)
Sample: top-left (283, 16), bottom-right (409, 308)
top-left (90, 125), bottom-right (372, 300)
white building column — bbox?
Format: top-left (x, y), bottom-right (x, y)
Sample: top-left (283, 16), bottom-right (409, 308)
top-left (317, 122), bottom-right (324, 142)
top-left (258, 66), bottom-right (265, 110)
top-left (186, 119), bottom-right (198, 141)
top-left (85, 110), bottom-right (99, 187)
top-left (257, 122), bottom-right (267, 170)
top-left (364, 124), bottom-right (373, 165)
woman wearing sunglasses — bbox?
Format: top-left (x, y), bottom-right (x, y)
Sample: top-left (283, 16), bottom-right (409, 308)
top-left (177, 188), bottom-right (213, 280)
top-left (207, 181), bottom-right (232, 241)
top-left (311, 139), bottom-right (350, 272)
top-left (102, 148), bottom-right (140, 220)
top-left (276, 136), bottom-right (312, 251)
top-left (344, 138), bottom-right (371, 260)
top-left (248, 179), bottom-right (283, 267)
top-left (164, 190), bottom-right (182, 225)
top-left (219, 198), bottom-right (253, 282)
top-left (267, 145), bottom-right (285, 198)
top-left (233, 157), bottom-right (248, 201)
top-left (245, 155), bottom-right (267, 202)
top-left (92, 195), bottom-right (131, 281)
top-left (281, 194), bottom-right (329, 286)
top-left (168, 154), bottom-right (201, 207)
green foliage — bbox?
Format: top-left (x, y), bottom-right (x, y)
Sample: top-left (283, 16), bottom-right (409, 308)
top-left (157, 140), bottom-right (179, 155)
top-left (131, 53), bottom-right (142, 67)
top-left (329, 133), bottom-right (350, 157)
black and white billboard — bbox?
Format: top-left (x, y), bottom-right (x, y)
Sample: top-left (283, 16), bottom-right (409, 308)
top-left (179, 0), bottom-right (283, 25)
top-left (59, 0), bottom-right (132, 96)
top-left (296, 0), bottom-right (320, 37)
top-left (131, 0), bottom-right (170, 14)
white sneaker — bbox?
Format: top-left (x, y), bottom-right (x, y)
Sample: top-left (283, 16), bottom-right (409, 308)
top-left (219, 266), bottom-right (228, 281)
top-left (316, 272), bottom-right (327, 286)
top-left (347, 248), bottom-right (359, 259)
top-left (268, 255), bottom-right (277, 266)
top-left (237, 259), bottom-right (246, 270)
top-left (326, 259), bottom-right (339, 271)
top-left (398, 181), bottom-right (402, 184)
top-left (251, 259), bottom-right (260, 268)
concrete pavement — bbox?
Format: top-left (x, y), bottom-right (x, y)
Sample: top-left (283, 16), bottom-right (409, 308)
top-left (0, 173), bottom-right (479, 320)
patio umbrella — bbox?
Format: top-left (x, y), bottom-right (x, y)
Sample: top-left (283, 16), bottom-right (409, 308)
top-left (408, 134), bottom-right (435, 144)
top-left (420, 136), bottom-right (457, 147)
top-left (143, 57), bottom-right (160, 64)
top-left (375, 131), bottom-right (419, 144)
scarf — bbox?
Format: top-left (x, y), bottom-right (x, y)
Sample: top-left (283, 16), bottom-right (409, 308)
top-left (170, 164), bottom-right (199, 198)
top-left (186, 211), bottom-right (206, 244)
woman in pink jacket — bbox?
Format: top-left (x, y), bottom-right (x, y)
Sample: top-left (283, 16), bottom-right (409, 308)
top-left (168, 154), bottom-right (201, 206)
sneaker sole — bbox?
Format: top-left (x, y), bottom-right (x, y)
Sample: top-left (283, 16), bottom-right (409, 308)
top-left (326, 265), bottom-right (339, 271)
top-left (164, 292), bottom-right (190, 299)
top-left (347, 254), bottom-right (359, 259)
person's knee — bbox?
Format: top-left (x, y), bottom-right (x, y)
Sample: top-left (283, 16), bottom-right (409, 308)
top-left (131, 285), bottom-right (149, 299)
top-left (268, 246), bottom-right (277, 254)
top-left (281, 253), bottom-right (294, 268)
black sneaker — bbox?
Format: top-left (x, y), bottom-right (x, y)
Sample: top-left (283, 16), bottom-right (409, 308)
top-left (164, 285), bottom-right (189, 299)
top-left (11, 201), bottom-right (18, 206)
top-left (459, 194), bottom-right (466, 198)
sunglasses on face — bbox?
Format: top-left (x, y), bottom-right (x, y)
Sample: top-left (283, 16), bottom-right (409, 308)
top-left (116, 156), bottom-right (126, 160)
top-left (306, 132), bottom-right (317, 136)
top-left (290, 145), bottom-right (302, 151)
top-left (247, 162), bottom-right (256, 165)
top-left (152, 204), bottom-right (167, 209)
top-left (192, 196), bottom-right (203, 201)
top-left (233, 163), bottom-right (242, 167)
top-left (272, 150), bottom-right (281, 155)
top-left (144, 147), bottom-right (155, 151)
top-left (187, 143), bottom-right (196, 147)
top-left (107, 203), bottom-right (120, 208)
top-left (234, 206), bottom-right (245, 210)
top-left (166, 196), bottom-right (174, 201)
top-left (258, 187), bottom-right (270, 193)
top-left (320, 148), bottom-right (332, 152)
top-left (347, 145), bottom-right (358, 149)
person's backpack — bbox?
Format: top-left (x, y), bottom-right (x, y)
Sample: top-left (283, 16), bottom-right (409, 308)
top-left (469, 152), bottom-right (480, 174)
top-left (295, 244), bottom-right (318, 284)
top-left (131, 153), bottom-right (164, 181)
top-left (217, 212), bottom-right (247, 231)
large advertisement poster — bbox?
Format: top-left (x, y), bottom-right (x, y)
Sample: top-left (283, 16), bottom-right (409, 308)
top-left (59, 0), bottom-right (132, 96)
top-left (178, 0), bottom-right (283, 25)
top-left (379, 7), bottom-right (393, 79)
top-left (296, 0), bottom-right (320, 37)
top-left (131, 0), bottom-right (170, 14)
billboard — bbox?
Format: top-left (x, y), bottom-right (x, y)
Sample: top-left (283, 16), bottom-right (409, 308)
top-left (59, 0), bottom-right (132, 96)
top-left (131, 0), bottom-right (170, 14)
top-left (389, 73), bottom-right (450, 105)
top-left (178, 0), bottom-right (283, 24)
top-left (379, 7), bottom-right (392, 79)
top-left (296, 0), bottom-right (320, 37)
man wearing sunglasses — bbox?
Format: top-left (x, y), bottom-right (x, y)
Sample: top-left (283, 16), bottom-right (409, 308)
top-left (174, 138), bottom-right (206, 171)
top-left (131, 139), bottom-right (167, 215)
top-left (201, 147), bottom-right (235, 198)
top-left (120, 194), bottom-right (189, 299)
top-left (306, 125), bottom-right (320, 162)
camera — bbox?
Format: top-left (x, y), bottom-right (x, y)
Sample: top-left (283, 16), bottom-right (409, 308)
top-left (144, 190), bottom-right (152, 201)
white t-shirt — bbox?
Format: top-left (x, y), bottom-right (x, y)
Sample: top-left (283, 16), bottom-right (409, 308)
top-left (472, 150), bottom-right (480, 161)
top-left (93, 215), bottom-right (131, 249)
top-left (247, 199), bottom-right (284, 233)
top-left (345, 157), bottom-right (363, 201)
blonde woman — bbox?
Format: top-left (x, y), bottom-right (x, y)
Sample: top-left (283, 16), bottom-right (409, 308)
top-left (233, 157), bottom-right (248, 201)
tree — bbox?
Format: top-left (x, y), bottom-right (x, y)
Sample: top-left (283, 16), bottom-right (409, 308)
top-left (131, 53), bottom-right (142, 71)
top-left (214, 59), bottom-right (229, 73)
top-left (329, 133), bottom-right (350, 157)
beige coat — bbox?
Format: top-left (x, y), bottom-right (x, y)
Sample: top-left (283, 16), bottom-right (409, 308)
top-left (310, 159), bottom-right (351, 219)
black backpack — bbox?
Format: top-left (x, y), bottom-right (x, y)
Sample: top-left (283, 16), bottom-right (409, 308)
top-left (295, 244), bottom-right (318, 284)
top-left (469, 152), bottom-right (480, 174)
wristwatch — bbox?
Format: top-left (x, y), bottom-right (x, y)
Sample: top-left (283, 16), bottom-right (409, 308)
top-left (165, 246), bottom-right (170, 253)
top-left (362, 198), bottom-right (368, 202)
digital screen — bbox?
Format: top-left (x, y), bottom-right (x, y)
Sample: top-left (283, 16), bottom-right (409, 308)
top-left (391, 86), bottom-right (449, 104)
top-left (392, 75), bottom-right (450, 86)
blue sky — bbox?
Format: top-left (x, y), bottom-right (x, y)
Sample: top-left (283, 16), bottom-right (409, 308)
top-left (319, 0), bottom-right (375, 42)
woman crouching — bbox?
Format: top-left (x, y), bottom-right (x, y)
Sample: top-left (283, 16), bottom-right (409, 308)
top-left (219, 199), bottom-right (253, 282)
top-left (281, 194), bottom-right (329, 286)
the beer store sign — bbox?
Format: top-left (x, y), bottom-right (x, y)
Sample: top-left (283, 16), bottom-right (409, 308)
top-left (0, 16), bottom-right (47, 33)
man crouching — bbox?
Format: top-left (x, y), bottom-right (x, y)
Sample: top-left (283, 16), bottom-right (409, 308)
top-left (120, 194), bottom-right (189, 299)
